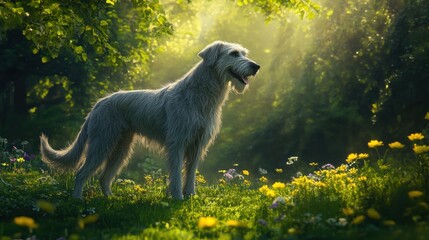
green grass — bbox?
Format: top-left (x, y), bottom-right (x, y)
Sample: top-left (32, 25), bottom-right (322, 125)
top-left (1, 124), bottom-right (429, 239)
top-left (1, 159), bottom-right (429, 240)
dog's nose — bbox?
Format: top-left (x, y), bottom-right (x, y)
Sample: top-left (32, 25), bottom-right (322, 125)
top-left (250, 62), bottom-right (260, 73)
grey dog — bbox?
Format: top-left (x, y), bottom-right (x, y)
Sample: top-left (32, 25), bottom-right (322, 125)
top-left (40, 41), bottom-right (260, 200)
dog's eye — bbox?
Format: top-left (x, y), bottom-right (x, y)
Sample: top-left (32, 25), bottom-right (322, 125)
top-left (229, 51), bottom-right (240, 57)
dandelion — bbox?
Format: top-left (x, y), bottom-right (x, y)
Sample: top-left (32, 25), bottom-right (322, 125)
top-left (425, 112), bottom-right (429, 120)
top-left (288, 227), bottom-right (298, 234)
top-left (14, 216), bottom-right (39, 230)
top-left (243, 180), bottom-right (251, 186)
top-left (133, 184), bottom-right (146, 193)
top-left (358, 176), bottom-right (367, 181)
top-left (342, 207), bottom-right (354, 216)
top-left (275, 168), bottom-right (283, 173)
top-left (78, 214), bottom-right (99, 229)
top-left (388, 141), bottom-right (405, 149)
top-left (242, 170), bottom-right (249, 176)
top-left (259, 185), bottom-right (276, 197)
top-left (272, 182), bottom-right (286, 189)
top-left (259, 176), bottom-right (268, 182)
top-left (346, 153), bottom-right (358, 163)
top-left (351, 215), bottom-right (365, 225)
top-left (367, 208), bottom-right (381, 220)
top-left (309, 162), bottom-right (318, 166)
top-left (226, 220), bottom-right (247, 228)
top-left (198, 217), bottom-right (217, 228)
top-left (383, 220), bottom-right (396, 226)
top-left (37, 200), bottom-right (56, 214)
top-left (368, 140), bottom-right (384, 148)
top-left (408, 190), bottom-right (423, 198)
top-left (413, 144), bottom-right (429, 154)
top-left (408, 133), bottom-right (425, 141)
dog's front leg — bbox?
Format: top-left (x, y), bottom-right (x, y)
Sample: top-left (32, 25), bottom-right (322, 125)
top-left (183, 147), bottom-right (200, 197)
top-left (167, 146), bottom-right (185, 200)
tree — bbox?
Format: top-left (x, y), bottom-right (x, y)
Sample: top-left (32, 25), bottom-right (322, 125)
top-left (0, 0), bottom-right (173, 141)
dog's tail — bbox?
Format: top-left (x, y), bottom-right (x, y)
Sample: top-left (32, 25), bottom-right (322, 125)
top-left (40, 120), bottom-right (89, 171)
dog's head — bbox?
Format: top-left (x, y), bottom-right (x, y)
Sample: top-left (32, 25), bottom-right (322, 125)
top-left (198, 41), bottom-right (260, 93)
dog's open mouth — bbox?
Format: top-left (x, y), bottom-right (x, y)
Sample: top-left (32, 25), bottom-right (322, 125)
top-left (229, 70), bottom-right (250, 85)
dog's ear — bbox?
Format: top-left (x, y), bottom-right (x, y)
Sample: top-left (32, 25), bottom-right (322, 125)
top-left (198, 41), bottom-right (225, 66)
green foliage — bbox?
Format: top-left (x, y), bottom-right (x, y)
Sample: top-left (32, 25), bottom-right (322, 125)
top-left (1, 135), bottom-right (429, 239)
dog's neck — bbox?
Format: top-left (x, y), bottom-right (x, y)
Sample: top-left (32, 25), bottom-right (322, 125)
top-left (178, 61), bottom-right (231, 111)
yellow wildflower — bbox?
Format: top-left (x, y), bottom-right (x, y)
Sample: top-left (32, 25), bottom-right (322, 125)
top-left (346, 153), bottom-right (358, 163)
top-left (243, 180), bottom-right (251, 186)
top-left (275, 168), bottom-right (283, 173)
top-left (133, 184), bottom-right (146, 193)
top-left (196, 174), bottom-right (206, 184)
top-left (358, 176), bottom-right (367, 181)
top-left (309, 162), bottom-right (318, 166)
top-left (383, 220), bottom-right (396, 226)
top-left (358, 153), bottom-right (369, 159)
top-left (198, 217), bottom-right (217, 228)
top-left (226, 220), bottom-right (247, 228)
top-left (78, 214), bottom-right (100, 229)
top-left (259, 176), bottom-right (268, 182)
top-left (351, 215), bottom-right (366, 224)
top-left (408, 133), bottom-right (425, 141)
top-left (342, 207), bottom-right (355, 216)
top-left (368, 140), bottom-right (384, 148)
top-left (367, 208), bottom-right (381, 220)
top-left (388, 141), bottom-right (405, 149)
top-left (218, 170), bottom-right (227, 173)
top-left (259, 185), bottom-right (276, 197)
top-left (272, 182), bottom-right (286, 189)
top-left (242, 170), bottom-right (249, 176)
top-left (14, 216), bottom-right (39, 229)
top-left (16, 157), bottom-right (25, 163)
top-left (288, 227), bottom-right (298, 235)
top-left (425, 112), bottom-right (429, 120)
top-left (408, 190), bottom-right (423, 198)
top-left (413, 144), bottom-right (429, 154)
top-left (37, 200), bottom-right (56, 214)
top-left (233, 163), bottom-right (239, 167)
top-left (1, 162), bottom-right (9, 167)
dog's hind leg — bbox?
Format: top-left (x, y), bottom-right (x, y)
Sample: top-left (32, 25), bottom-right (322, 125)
top-left (72, 133), bottom-right (120, 199)
top-left (99, 132), bottom-right (135, 196)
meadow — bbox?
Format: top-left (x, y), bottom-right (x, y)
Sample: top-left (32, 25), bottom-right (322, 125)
top-left (1, 113), bottom-right (429, 239)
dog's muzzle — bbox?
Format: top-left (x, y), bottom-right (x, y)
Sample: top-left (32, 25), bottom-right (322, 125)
top-left (230, 62), bottom-right (260, 85)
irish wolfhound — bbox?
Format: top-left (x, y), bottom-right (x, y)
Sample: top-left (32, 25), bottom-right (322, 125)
top-left (40, 41), bottom-right (260, 200)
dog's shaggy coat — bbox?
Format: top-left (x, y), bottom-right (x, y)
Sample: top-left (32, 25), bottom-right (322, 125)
top-left (40, 41), bottom-right (260, 200)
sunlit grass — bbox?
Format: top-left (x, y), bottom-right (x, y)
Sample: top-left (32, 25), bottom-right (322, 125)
top-left (1, 113), bottom-right (429, 239)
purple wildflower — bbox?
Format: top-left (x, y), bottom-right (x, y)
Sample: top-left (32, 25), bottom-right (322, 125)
top-left (24, 152), bottom-right (35, 161)
top-left (322, 163), bottom-right (335, 169)
top-left (257, 219), bottom-right (268, 226)
top-left (10, 158), bottom-right (16, 163)
top-left (269, 201), bottom-right (279, 209)
top-left (223, 172), bottom-right (234, 180)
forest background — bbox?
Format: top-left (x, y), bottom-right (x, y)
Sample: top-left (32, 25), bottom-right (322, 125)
top-left (1, 0), bottom-right (428, 180)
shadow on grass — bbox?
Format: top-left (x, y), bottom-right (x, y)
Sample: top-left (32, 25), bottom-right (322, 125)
top-left (0, 170), bottom-right (183, 239)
